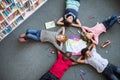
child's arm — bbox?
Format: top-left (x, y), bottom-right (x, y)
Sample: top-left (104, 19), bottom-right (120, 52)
top-left (72, 56), bottom-right (86, 65)
top-left (88, 43), bottom-right (96, 51)
top-left (91, 37), bottom-right (98, 45)
top-left (57, 17), bottom-right (64, 26)
top-left (61, 27), bottom-right (65, 35)
top-left (71, 19), bottom-right (81, 28)
top-left (73, 56), bottom-right (85, 64)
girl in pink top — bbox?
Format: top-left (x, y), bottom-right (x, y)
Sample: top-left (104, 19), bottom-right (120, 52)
top-left (80, 14), bottom-right (120, 45)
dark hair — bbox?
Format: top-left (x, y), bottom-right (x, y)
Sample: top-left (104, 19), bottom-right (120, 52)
top-left (80, 32), bottom-right (91, 43)
top-left (64, 20), bottom-right (72, 27)
top-left (81, 48), bottom-right (89, 58)
top-left (66, 52), bottom-right (72, 57)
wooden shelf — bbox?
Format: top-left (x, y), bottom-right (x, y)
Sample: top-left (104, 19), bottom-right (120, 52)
top-left (0, 0), bottom-right (47, 42)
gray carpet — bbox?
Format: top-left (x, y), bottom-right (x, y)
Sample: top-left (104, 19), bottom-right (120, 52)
top-left (0, 0), bottom-right (120, 80)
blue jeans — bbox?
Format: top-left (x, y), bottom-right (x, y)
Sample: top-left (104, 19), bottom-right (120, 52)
top-left (102, 14), bottom-right (118, 30)
top-left (102, 63), bottom-right (120, 80)
top-left (25, 29), bottom-right (41, 41)
top-left (39, 71), bottom-right (59, 80)
top-left (75, 0), bottom-right (80, 2)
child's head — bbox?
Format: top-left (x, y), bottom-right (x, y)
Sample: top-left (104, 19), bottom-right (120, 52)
top-left (81, 48), bottom-right (92, 58)
top-left (56, 35), bottom-right (68, 42)
top-left (64, 16), bottom-right (73, 27)
top-left (63, 52), bottom-right (72, 61)
top-left (81, 32), bottom-right (93, 42)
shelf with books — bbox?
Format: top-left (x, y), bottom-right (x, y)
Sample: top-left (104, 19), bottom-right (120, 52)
top-left (23, 0), bottom-right (47, 20)
top-left (0, 14), bottom-right (4, 23)
top-left (31, 0), bottom-right (38, 4)
top-left (7, 10), bottom-right (21, 24)
top-left (1, 0), bottom-right (12, 9)
top-left (0, 0), bottom-right (47, 42)
top-left (0, 20), bottom-right (9, 31)
top-left (17, 0), bottom-right (29, 8)
top-left (2, 3), bottom-right (17, 18)
top-left (10, 15), bottom-right (24, 29)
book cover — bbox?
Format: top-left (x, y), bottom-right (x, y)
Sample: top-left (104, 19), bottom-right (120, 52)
top-left (45, 21), bottom-right (56, 29)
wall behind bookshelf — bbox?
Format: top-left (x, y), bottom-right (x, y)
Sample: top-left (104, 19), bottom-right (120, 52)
top-left (0, 0), bottom-right (47, 41)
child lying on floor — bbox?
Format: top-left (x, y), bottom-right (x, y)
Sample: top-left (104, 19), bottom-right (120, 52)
top-left (57, 0), bottom-right (81, 27)
top-left (77, 43), bottom-right (120, 80)
top-left (80, 14), bottom-right (120, 45)
top-left (39, 51), bottom-right (79, 80)
top-left (19, 27), bottom-right (67, 51)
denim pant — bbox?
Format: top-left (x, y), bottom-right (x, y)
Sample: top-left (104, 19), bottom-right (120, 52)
top-left (75, 0), bottom-right (80, 2)
top-left (102, 14), bottom-right (118, 30)
top-left (102, 63), bottom-right (120, 80)
top-left (25, 29), bottom-right (41, 41)
top-left (39, 71), bottom-right (59, 80)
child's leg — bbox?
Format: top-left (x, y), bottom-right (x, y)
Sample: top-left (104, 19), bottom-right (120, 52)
top-left (102, 14), bottom-right (118, 30)
top-left (25, 33), bottom-right (40, 41)
top-left (111, 64), bottom-right (120, 75)
top-left (102, 63), bottom-right (119, 80)
top-left (26, 29), bottom-right (40, 35)
top-left (39, 72), bottom-right (50, 80)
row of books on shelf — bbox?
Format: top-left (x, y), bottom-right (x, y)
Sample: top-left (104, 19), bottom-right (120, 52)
top-left (0, 15), bottom-right (23, 40)
top-left (0, 0), bottom-right (47, 41)
top-left (0, 25), bottom-right (12, 40)
top-left (0, 14), bottom-right (4, 22)
top-left (0, 0), bottom-right (15, 10)
top-left (0, 15), bottom-right (23, 31)
top-left (2, 3), bottom-right (16, 17)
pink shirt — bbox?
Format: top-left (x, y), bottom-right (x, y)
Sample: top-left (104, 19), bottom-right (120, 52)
top-left (82, 22), bottom-right (106, 45)
top-left (50, 53), bottom-right (72, 79)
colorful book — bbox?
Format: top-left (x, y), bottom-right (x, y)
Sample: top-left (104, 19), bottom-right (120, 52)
top-left (0, 14), bottom-right (4, 21)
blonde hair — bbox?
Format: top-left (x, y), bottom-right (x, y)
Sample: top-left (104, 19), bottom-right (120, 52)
top-left (60, 35), bottom-right (68, 42)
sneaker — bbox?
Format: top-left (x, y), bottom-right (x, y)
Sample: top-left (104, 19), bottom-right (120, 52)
top-left (117, 16), bottom-right (120, 23)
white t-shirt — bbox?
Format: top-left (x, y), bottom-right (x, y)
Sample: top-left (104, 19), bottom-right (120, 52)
top-left (85, 48), bottom-right (108, 73)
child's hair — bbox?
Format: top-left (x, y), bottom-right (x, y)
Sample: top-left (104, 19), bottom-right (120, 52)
top-left (60, 35), bottom-right (68, 42)
top-left (81, 48), bottom-right (89, 58)
top-left (63, 52), bottom-right (72, 60)
top-left (64, 20), bottom-right (72, 27)
top-left (66, 52), bottom-right (72, 57)
top-left (80, 32), bottom-right (91, 43)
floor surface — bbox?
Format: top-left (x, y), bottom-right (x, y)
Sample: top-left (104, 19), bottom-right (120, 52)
top-left (0, 0), bottom-right (120, 80)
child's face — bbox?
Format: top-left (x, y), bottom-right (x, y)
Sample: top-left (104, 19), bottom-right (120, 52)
top-left (56, 35), bottom-right (66, 42)
top-left (86, 32), bottom-right (93, 40)
top-left (66, 16), bottom-right (73, 23)
top-left (63, 53), bottom-right (71, 61)
top-left (85, 50), bottom-right (92, 58)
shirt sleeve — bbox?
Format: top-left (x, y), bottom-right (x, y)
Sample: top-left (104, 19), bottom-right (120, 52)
top-left (92, 36), bottom-right (99, 45)
top-left (67, 60), bottom-right (72, 66)
top-left (91, 48), bottom-right (96, 54)
top-left (57, 53), bottom-right (63, 59)
top-left (82, 26), bottom-right (92, 32)
top-left (53, 41), bottom-right (62, 51)
top-left (57, 27), bottom-right (63, 35)
top-left (84, 59), bottom-right (88, 64)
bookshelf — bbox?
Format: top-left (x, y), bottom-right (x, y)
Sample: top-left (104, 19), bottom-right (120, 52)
top-left (0, 0), bottom-right (47, 41)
